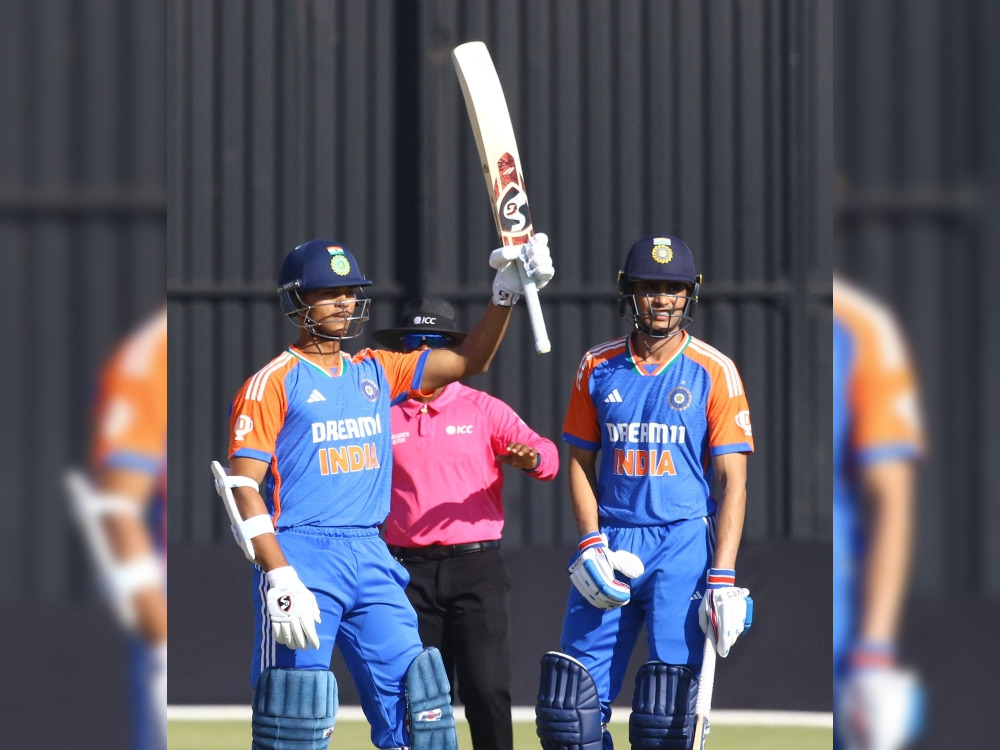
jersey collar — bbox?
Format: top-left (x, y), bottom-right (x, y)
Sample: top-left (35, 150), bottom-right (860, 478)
top-left (626, 331), bottom-right (690, 376)
top-left (287, 346), bottom-right (351, 377)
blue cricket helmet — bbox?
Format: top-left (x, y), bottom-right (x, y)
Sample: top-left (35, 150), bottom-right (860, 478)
top-left (617, 234), bottom-right (702, 337)
top-left (620, 235), bottom-right (698, 285)
top-left (277, 238), bottom-right (373, 339)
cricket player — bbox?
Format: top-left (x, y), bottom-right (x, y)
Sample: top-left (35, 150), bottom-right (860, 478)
top-left (833, 275), bottom-right (924, 750)
top-left (536, 235), bottom-right (754, 750)
top-left (67, 306), bottom-right (168, 750)
top-left (213, 236), bottom-right (552, 750)
top-left (374, 297), bottom-right (559, 750)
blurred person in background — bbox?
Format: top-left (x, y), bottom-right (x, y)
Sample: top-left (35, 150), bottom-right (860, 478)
top-left (537, 235), bottom-right (754, 749)
top-left (832, 275), bottom-right (924, 750)
top-left (374, 297), bottom-right (559, 750)
top-left (66, 306), bottom-right (168, 750)
top-left (212, 237), bottom-right (552, 750)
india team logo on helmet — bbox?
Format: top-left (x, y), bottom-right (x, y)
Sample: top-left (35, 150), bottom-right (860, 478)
top-left (327, 245), bottom-right (353, 276)
top-left (651, 238), bottom-right (674, 265)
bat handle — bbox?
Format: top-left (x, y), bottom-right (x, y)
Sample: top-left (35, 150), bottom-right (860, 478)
top-left (696, 633), bottom-right (717, 716)
top-left (516, 261), bottom-right (551, 354)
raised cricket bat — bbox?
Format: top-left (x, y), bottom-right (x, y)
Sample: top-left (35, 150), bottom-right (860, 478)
top-left (692, 634), bottom-right (717, 748)
top-left (451, 41), bottom-right (551, 354)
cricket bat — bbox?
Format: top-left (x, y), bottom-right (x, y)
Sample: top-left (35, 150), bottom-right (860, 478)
top-left (692, 634), bottom-right (717, 748)
top-left (451, 41), bottom-right (551, 354)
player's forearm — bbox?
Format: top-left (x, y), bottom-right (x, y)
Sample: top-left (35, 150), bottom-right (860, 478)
top-left (567, 450), bottom-right (600, 535)
top-left (453, 302), bottom-right (512, 376)
top-left (133, 586), bottom-right (168, 643)
top-left (858, 461), bottom-right (914, 643)
top-left (712, 483), bottom-right (746, 570)
top-left (233, 487), bottom-right (289, 572)
top-left (710, 453), bottom-right (747, 569)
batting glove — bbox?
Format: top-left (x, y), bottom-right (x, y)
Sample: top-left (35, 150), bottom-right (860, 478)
top-left (837, 642), bottom-right (924, 750)
top-left (490, 233), bottom-right (554, 306)
top-left (698, 568), bottom-right (753, 657)
top-left (265, 566), bottom-right (322, 650)
top-left (568, 532), bottom-right (645, 609)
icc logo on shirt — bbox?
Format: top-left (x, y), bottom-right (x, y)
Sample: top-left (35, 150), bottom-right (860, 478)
top-left (445, 425), bottom-right (474, 435)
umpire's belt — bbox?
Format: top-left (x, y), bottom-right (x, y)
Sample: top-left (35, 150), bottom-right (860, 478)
top-left (388, 540), bottom-right (500, 561)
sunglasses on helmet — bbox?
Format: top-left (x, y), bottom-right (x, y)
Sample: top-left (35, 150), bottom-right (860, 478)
top-left (401, 332), bottom-right (454, 350)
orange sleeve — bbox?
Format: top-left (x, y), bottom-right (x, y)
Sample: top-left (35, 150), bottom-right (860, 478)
top-left (850, 310), bottom-right (923, 455)
top-left (228, 359), bottom-right (292, 461)
top-left (685, 340), bottom-right (754, 454)
top-left (705, 365), bottom-right (754, 452)
top-left (92, 316), bottom-right (168, 472)
top-left (562, 353), bottom-right (601, 446)
top-left (364, 349), bottom-right (427, 402)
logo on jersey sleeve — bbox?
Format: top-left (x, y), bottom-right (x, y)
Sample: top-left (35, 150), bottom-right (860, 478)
top-left (360, 379), bottom-right (379, 403)
top-left (234, 415), bottom-right (254, 441)
top-left (735, 410), bottom-right (752, 436)
top-left (101, 397), bottom-right (134, 439)
top-left (667, 385), bottom-right (692, 411)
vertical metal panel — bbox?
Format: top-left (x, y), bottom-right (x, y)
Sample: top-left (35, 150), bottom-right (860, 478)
top-left (1, 0), bottom-right (166, 600)
top-left (168, 0), bottom-right (831, 549)
top-left (837, 0), bottom-right (998, 593)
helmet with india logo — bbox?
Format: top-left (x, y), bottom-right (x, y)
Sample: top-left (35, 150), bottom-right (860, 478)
top-left (277, 238), bottom-right (373, 339)
top-left (617, 235), bottom-right (702, 337)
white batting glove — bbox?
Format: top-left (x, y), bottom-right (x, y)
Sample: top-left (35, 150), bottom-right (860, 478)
top-left (698, 568), bottom-right (753, 657)
top-left (265, 566), bottom-right (322, 650)
top-left (568, 532), bottom-right (645, 609)
top-left (489, 233), bottom-right (554, 306)
top-left (837, 647), bottom-right (924, 750)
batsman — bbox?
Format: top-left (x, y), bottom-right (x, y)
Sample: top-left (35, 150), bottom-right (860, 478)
top-left (211, 234), bottom-right (552, 750)
top-left (536, 235), bottom-right (754, 750)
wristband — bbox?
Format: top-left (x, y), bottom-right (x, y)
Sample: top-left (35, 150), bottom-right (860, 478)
top-left (850, 640), bottom-right (896, 669)
top-left (577, 531), bottom-right (605, 553)
top-left (705, 567), bottom-right (735, 589)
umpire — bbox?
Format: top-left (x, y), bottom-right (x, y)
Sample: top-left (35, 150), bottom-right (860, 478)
top-left (375, 298), bottom-right (559, 750)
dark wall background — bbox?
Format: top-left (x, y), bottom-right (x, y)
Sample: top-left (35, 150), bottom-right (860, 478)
top-left (835, 0), bottom-right (1000, 596)
top-left (0, 0), bottom-right (165, 602)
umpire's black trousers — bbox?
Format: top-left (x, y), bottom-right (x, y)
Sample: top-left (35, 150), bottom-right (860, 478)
top-left (392, 543), bottom-right (513, 750)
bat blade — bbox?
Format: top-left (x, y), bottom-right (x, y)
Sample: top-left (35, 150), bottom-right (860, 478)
top-left (452, 41), bottom-right (550, 354)
top-left (692, 634), bottom-right (717, 748)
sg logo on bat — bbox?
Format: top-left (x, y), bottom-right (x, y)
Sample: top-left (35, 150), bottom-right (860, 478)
top-left (497, 185), bottom-right (532, 234)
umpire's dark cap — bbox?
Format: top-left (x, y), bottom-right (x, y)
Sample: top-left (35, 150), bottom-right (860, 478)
top-left (372, 298), bottom-right (468, 351)
top-left (620, 235), bottom-right (698, 285)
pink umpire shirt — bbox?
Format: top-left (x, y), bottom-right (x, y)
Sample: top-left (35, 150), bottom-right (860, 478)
top-left (382, 382), bottom-right (558, 547)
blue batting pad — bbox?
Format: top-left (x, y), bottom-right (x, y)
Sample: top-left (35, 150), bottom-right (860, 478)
top-left (629, 661), bottom-right (698, 749)
top-left (405, 648), bottom-right (458, 750)
top-left (536, 651), bottom-right (604, 750)
top-left (252, 668), bottom-right (338, 749)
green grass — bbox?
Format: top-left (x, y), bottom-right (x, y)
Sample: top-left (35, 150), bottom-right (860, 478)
top-left (168, 719), bottom-right (832, 749)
